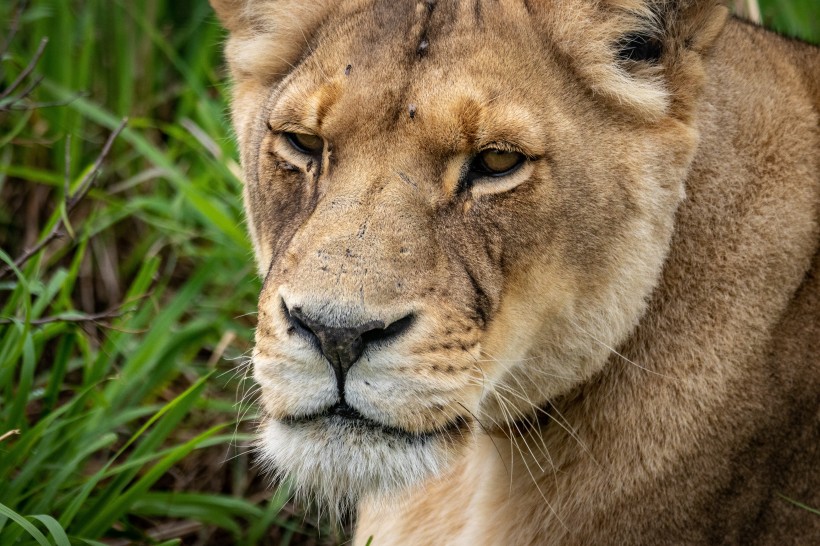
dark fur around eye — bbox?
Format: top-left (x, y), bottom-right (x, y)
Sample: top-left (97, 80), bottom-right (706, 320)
top-left (618, 33), bottom-right (663, 63)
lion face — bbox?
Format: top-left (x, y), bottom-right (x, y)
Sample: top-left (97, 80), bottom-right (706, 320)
top-left (214, 0), bottom-right (717, 513)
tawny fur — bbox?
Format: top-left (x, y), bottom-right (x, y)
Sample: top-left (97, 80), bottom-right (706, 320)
top-left (212, 0), bottom-right (819, 543)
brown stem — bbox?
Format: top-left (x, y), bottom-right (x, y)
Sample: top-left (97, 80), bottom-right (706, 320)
top-left (0, 0), bottom-right (28, 64)
top-left (0, 309), bottom-right (126, 326)
top-left (0, 294), bottom-right (148, 327)
top-left (0, 429), bottom-right (21, 443)
top-left (0, 37), bottom-right (48, 101)
top-left (6, 73), bottom-right (44, 105)
top-left (4, 92), bottom-right (85, 112)
top-left (0, 118), bottom-right (128, 279)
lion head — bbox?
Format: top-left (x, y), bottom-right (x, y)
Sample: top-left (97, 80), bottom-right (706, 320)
top-left (212, 0), bottom-right (727, 515)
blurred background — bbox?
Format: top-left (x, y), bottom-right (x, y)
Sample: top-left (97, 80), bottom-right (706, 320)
top-left (0, 1), bottom-right (816, 544)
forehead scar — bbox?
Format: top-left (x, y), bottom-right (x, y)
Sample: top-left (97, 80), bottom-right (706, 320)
top-left (413, 0), bottom-right (437, 59)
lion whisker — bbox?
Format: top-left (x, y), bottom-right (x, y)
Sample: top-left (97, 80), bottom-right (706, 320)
top-left (488, 381), bottom-right (562, 486)
top-left (490, 386), bottom-right (568, 530)
top-left (566, 316), bottom-right (678, 381)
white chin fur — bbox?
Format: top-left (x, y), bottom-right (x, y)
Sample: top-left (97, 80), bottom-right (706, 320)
top-left (258, 416), bottom-right (466, 519)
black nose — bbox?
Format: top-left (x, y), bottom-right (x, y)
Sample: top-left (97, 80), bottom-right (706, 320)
top-left (283, 301), bottom-right (414, 395)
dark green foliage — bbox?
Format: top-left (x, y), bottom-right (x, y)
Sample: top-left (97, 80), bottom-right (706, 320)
top-left (758, 0), bottom-right (819, 45)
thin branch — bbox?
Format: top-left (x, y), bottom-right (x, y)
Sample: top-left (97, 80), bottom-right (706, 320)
top-left (0, 37), bottom-right (48, 101)
top-left (0, 429), bottom-right (20, 443)
top-left (69, 119), bottom-right (127, 208)
top-left (55, 311), bottom-right (127, 326)
top-left (0, 294), bottom-right (149, 327)
top-left (9, 73), bottom-right (44, 103)
top-left (0, 0), bottom-right (28, 63)
top-left (2, 92), bottom-right (85, 112)
top-left (0, 309), bottom-right (127, 326)
top-left (0, 118), bottom-right (128, 279)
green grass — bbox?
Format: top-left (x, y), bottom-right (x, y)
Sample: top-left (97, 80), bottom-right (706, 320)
top-left (0, 1), bottom-right (341, 544)
top-left (0, 0), bottom-right (816, 544)
top-left (757, 0), bottom-right (820, 44)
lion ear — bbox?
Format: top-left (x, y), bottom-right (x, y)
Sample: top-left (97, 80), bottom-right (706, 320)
top-left (625, 0), bottom-right (729, 117)
top-left (673, 0), bottom-right (730, 54)
top-left (210, 0), bottom-right (339, 84)
top-left (531, 0), bottom-right (728, 120)
top-left (209, 0), bottom-right (245, 32)
top-left (606, 0), bottom-right (729, 56)
top-left (609, 0), bottom-right (729, 118)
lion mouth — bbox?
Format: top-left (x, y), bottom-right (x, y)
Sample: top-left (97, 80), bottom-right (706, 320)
top-left (282, 402), bottom-right (469, 444)
top-left (261, 401), bottom-right (472, 514)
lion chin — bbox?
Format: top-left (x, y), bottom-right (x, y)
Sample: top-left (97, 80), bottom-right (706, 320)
top-left (259, 404), bottom-right (469, 517)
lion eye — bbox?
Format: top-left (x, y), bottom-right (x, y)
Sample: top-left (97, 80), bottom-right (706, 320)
top-left (472, 149), bottom-right (525, 177)
top-left (285, 132), bottom-right (323, 155)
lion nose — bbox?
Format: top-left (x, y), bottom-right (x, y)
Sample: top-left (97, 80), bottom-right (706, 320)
top-left (283, 301), bottom-right (414, 395)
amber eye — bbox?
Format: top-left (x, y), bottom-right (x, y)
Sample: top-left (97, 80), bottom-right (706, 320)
top-left (472, 149), bottom-right (525, 177)
top-left (284, 132), bottom-right (323, 155)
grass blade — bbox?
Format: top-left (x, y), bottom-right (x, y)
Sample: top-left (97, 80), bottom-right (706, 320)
top-left (31, 515), bottom-right (71, 546)
top-left (0, 502), bottom-right (52, 546)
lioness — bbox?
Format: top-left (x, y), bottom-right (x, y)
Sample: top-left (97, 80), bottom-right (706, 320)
top-left (211, 0), bottom-right (819, 543)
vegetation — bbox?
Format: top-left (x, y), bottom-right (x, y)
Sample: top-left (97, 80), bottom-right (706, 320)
top-left (0, 0), bottom-right (816, 544)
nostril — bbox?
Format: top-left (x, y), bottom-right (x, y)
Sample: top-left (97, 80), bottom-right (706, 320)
top-left (360, 314), bottom-right (415, 347)
top-left (282, 301), bottom-right (320, 345)
top-left (288, 306), bottom-right (310, 333)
